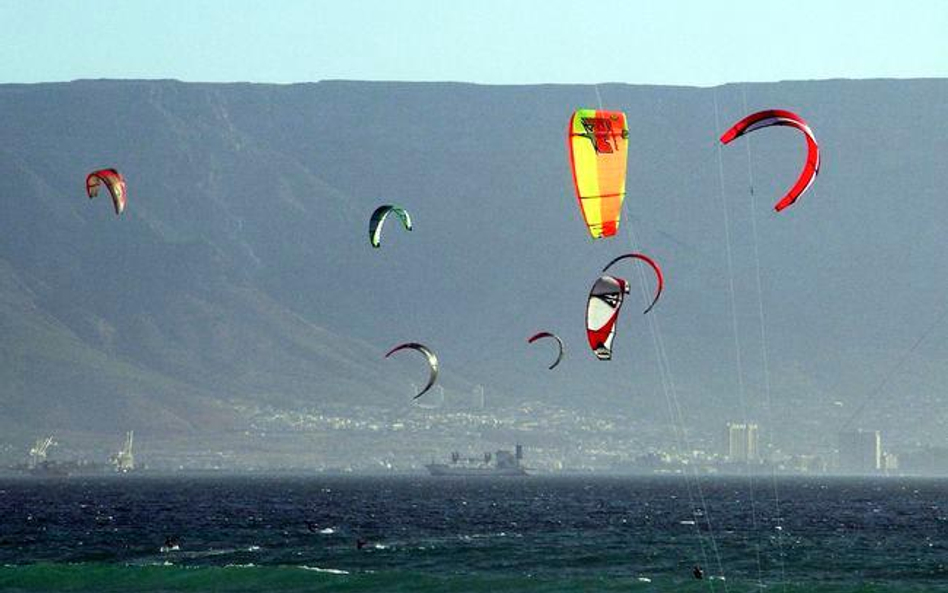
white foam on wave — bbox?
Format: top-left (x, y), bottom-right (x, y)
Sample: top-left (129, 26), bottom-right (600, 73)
top-left (177, 548), bottom-right (239, 559)
top-left (461, 531), bottom-right (521, 541)
top-left (300, 565), bottom-right (350, 575)
top-left (318, 527), bottom-right (335, 535)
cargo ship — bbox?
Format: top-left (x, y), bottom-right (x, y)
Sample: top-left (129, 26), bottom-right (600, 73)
top-left (426, 444), bottom-right (527, 476)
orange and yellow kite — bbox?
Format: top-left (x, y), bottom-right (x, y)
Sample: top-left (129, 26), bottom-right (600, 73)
top-left (567, 109), bottom-right (629, 239)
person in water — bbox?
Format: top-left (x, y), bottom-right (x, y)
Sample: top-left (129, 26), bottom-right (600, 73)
top-left (693, 564), bottom-right (704, 580)
top-left (356, 538), bottom-right (367, 550)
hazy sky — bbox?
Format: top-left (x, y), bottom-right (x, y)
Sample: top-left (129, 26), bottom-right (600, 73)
top-left (6, 0), bottom-right (947, 86)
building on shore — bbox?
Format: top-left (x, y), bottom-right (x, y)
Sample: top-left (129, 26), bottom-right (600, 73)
top-left (110, 431), bottom-right (135, 472)
top-left (837, 429), bottom-right (881, 474)
top-left (724, 422), bottom-right (759, 463)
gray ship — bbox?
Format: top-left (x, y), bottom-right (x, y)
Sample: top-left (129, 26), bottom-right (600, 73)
top-left (426, 444), bottom-right (527, 476)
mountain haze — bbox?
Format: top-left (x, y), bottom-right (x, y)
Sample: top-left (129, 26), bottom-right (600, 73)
top-left (1, 79), bottom-right (947, 464)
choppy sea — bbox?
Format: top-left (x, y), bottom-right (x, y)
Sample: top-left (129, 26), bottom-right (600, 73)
top-left (1, 475), bottom-right (946, 592)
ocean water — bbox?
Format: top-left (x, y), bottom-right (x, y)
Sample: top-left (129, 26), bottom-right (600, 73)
top-left (1, 475), bottom-right (946, 592)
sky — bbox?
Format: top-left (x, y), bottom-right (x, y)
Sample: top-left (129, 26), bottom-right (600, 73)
top-left (4, 0), bottom-right (947, 86)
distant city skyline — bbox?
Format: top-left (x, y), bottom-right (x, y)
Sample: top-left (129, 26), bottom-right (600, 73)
top-left (5, 1), bottom-right (948, 86)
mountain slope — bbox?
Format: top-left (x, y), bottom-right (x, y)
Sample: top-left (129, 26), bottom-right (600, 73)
top-left (1, 79), bottom-right (947, 457)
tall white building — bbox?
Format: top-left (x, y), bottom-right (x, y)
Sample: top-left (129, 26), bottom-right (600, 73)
top-left (725, 422), bottom-right (759, 462)
top-left (111, 431), bottom-right (135, 472)
top-left (838, 430), bottom-right (881, 474)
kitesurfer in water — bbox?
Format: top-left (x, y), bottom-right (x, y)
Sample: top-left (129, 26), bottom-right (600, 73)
top-left (162, 536), bottom-right (180, 552)
top-left (693, 564), bottom-right (704, 580)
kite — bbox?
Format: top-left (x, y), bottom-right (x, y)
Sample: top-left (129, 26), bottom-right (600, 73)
top-left (85, 169), bottom-right (127, 215)
top-left (567, 109), bottom-right (629, 238)
top-left (602, 253), bottom-right (664, 314)
top-left (719, 109), bottom-right (819, 212)
top-left (527, 331), bottom-right (564, 370)
top-left (385, 342), bottom-right (438, 399)
top-left (369, 205), bottom-right (412, 248)
top-left (586, 275), bottom-right (630, 360)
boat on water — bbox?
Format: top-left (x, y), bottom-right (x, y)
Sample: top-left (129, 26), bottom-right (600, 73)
top-left (426, 444), bottom-right (527, 476)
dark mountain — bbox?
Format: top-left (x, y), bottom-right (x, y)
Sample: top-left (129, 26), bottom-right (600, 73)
top-left (1, 79), bottom-right (947, 459)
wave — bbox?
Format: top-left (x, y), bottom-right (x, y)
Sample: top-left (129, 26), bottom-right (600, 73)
top-left (299, 565), bottom-right (349, 575)
top-left (0, 562), bottom-right (927, 593)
